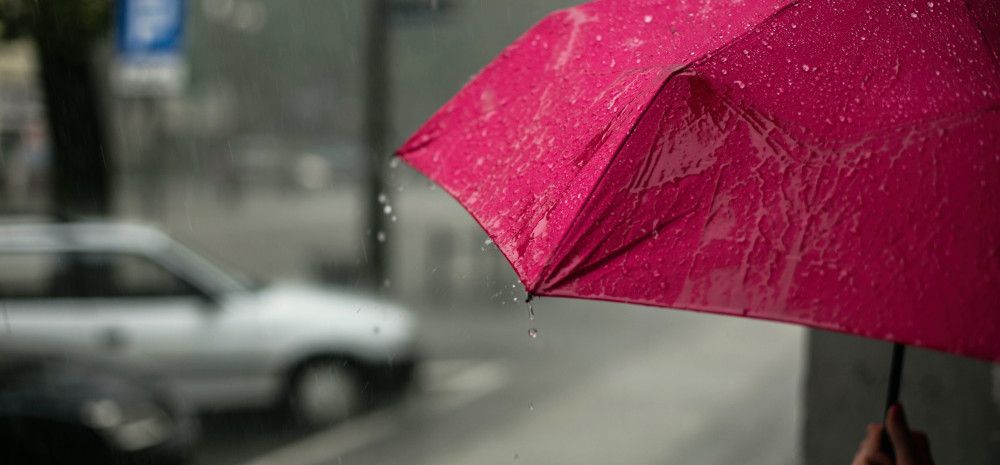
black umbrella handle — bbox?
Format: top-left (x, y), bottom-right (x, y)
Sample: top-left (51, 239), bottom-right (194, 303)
top-left (880, 343), bottom-right (906, 461)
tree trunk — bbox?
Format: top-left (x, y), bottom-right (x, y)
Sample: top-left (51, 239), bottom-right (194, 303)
top-left (33, 14), bottom-right (113, 218)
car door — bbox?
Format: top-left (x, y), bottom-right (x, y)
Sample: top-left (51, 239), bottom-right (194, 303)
top-left (0, 250), bottom-right (106, 350)
top-left (73, 251), bottom-right (273, 410)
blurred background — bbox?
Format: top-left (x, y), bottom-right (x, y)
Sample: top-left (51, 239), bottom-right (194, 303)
top-left (0, 1), bottom-right (997, 465)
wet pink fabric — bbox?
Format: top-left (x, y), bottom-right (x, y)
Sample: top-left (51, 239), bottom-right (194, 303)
top-left (398, 0), bottom-right (1000, 361)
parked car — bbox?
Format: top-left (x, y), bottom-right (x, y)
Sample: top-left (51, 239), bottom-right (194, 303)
top-left (0, 221), bottom-right (419, 425)
top-left (0, 343), bottom-right (197, 465)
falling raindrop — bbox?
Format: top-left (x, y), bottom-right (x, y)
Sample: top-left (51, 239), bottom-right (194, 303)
top-left (529, 402), bottom-right (535, 411)
top-left (383, 205), bottom-right (393, 214)
top-left (376, 231), bottom-right (386, 243)
top-left (528, 328), bottom-right (539, 339)
top-left (378, 193), bottom-right (387, 204)
top-left (389, 157), bottom-right (400, 169)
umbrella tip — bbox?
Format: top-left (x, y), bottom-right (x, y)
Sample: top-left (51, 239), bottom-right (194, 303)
top-left (525, 293), bottom-right (535, 303)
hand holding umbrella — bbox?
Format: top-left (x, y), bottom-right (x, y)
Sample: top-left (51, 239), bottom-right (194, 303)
top-left (853, 405), bottom-right (935, 465)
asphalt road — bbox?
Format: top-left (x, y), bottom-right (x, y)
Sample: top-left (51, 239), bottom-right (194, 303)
top-left (194, 299), bottom-right (805, 465)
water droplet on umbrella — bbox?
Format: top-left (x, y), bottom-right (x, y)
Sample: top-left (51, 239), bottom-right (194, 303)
top-left (911, 12), bottom-right (918, 18)
top-left (643, 15), bottom-right (653, 23)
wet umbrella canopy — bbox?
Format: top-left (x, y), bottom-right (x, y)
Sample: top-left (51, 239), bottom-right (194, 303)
top-left (398, 0), bottom-right (1000, 361)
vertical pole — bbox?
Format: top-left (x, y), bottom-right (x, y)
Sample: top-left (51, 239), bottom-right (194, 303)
top-left (363, 0), bottom-right (390, 290)
top-left (880, 343), bottom-right (906, 460)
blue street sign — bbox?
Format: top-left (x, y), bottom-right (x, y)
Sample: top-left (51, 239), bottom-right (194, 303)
top-left (115, 0), bottom-right (186, 96)
top-left (117, 0), bottom-right (184, 55)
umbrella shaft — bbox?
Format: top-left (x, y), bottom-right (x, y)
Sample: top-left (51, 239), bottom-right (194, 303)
top-left (880, 343), bottom-right (906, 460)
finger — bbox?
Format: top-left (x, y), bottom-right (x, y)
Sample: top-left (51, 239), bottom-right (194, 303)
top-left (886, 404), bottom-right (915, 464)
top-left (852, 424), bottom-right (890, 465)
top-left (858, 424), bottom-right (883, 456)
top-left (852, 450), bottom-right (893, 465)
top-left (911, 431), bottom-right (934, 465)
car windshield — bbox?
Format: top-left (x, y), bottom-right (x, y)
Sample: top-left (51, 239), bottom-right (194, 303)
top-left (166, 242), bottom-right (261, 293)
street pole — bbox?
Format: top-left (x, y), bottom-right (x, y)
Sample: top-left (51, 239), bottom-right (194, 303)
top-left (363, 0), bottom-right (390, 290)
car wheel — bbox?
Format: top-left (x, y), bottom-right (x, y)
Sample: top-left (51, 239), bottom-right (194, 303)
top-left (288, 359), bottom-right (363, 427)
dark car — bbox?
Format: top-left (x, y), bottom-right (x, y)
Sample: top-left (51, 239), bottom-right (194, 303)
top-left (0, 344), bottom-right (198, 465)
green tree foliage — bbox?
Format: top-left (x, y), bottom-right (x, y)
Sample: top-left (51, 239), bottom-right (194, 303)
top-left (1, 0), bottom-right (112, 50)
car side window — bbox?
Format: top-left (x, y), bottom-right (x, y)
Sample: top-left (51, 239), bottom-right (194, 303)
top-left (0, 252), bottom-right (76, 299)
top-left (75, 252), bottom-right (200, 298)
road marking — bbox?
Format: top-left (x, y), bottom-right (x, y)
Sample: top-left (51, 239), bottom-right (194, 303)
top-left (238, 359), bottom-right (509, 465)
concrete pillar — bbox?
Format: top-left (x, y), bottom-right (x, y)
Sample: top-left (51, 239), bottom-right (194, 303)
top-left (803, 330), bottom-right (1000, 464)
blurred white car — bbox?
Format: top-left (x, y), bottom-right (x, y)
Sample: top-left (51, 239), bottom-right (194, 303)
top-left (0, 221), bottom-right (418, 425)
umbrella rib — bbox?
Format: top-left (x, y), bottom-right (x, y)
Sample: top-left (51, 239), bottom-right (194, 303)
top-left (541, 206), bottom-right (698, 293)
top-left (533, 0), bottom-right (808, 294)
top-left (531, 66), bottom-right (694, 294)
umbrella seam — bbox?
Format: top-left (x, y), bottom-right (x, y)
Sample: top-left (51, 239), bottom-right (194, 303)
top-left (533, 66), bottom-right (691, 294)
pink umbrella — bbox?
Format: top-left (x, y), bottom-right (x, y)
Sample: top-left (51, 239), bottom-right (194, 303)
top-left (398, 0), bottom-right (1000, 370)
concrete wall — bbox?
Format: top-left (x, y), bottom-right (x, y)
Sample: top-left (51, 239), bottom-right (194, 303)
top-left (803, 330), bottom-right (1000, 464)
